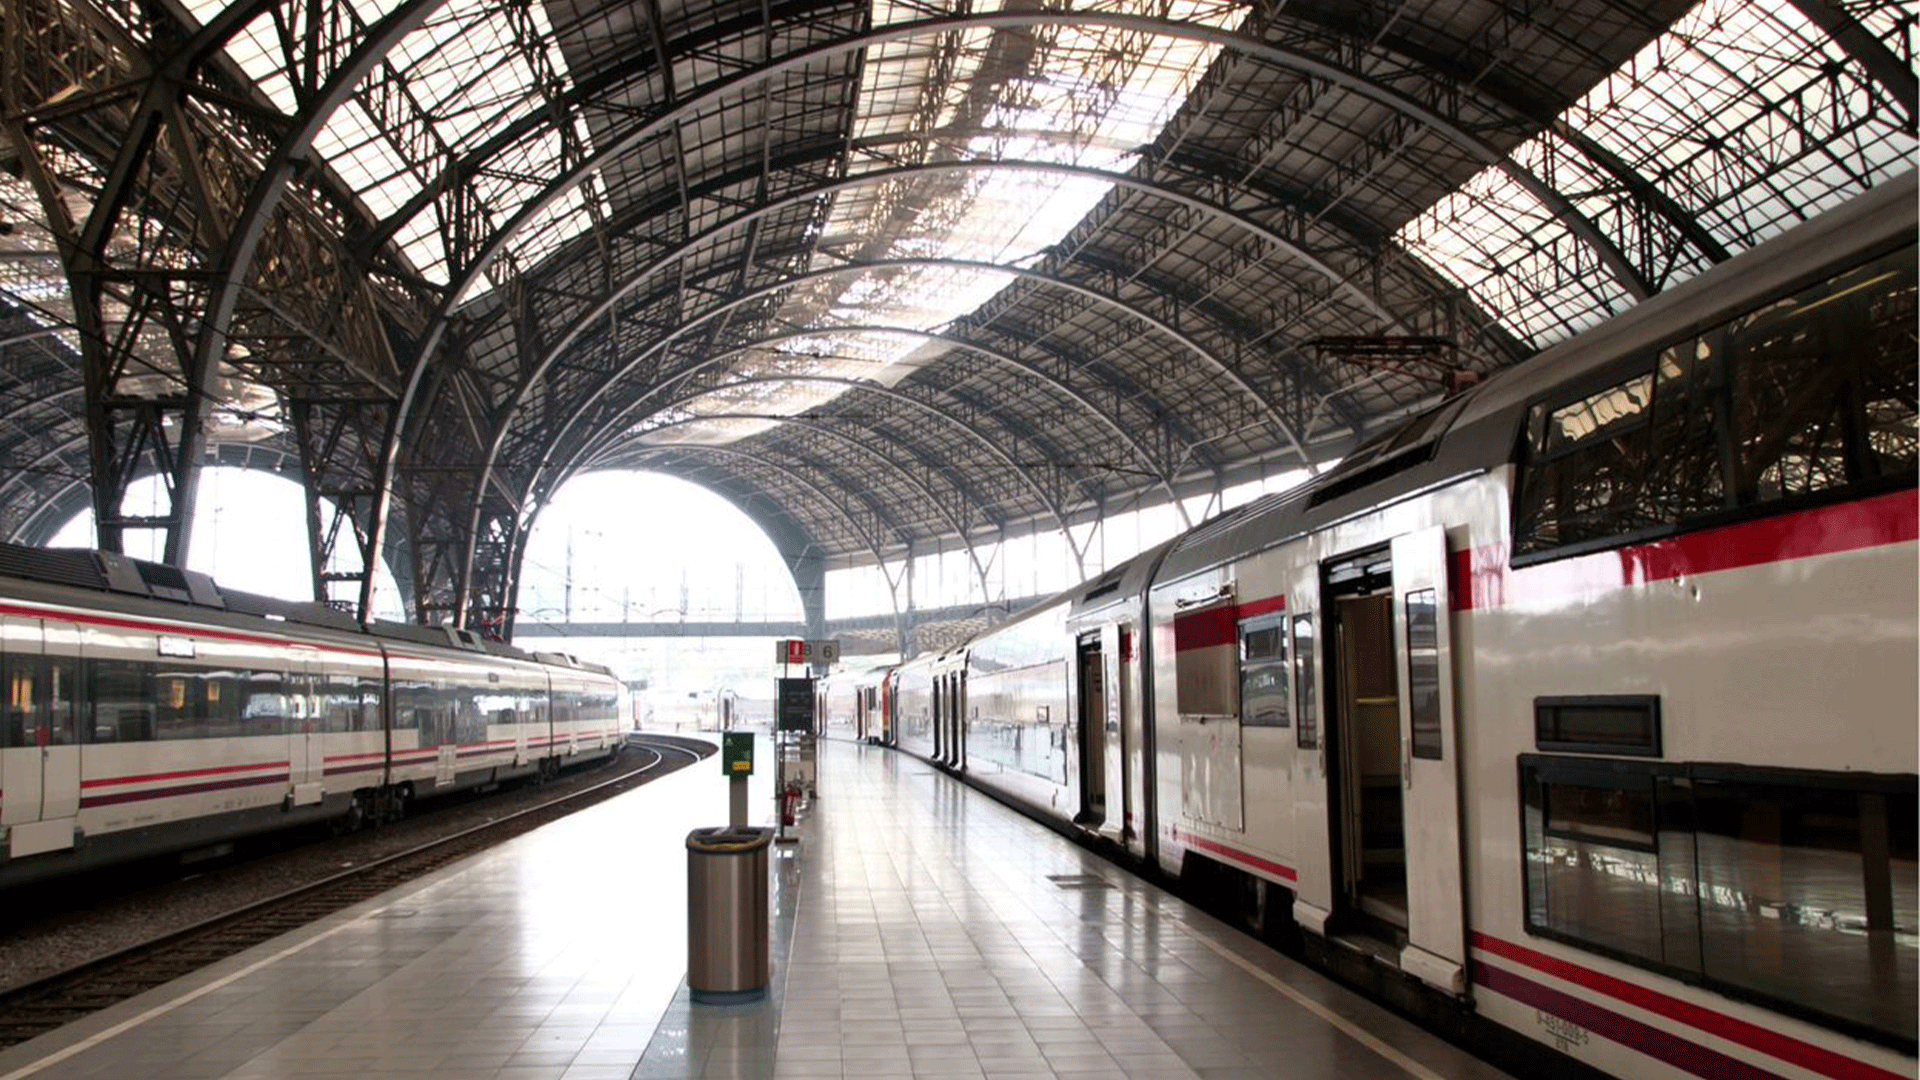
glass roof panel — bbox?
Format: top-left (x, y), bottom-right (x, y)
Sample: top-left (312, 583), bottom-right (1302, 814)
top-left (184, 0), bottom-right (399, 117)
top-left (1566, 0), bottom-right (1915, 249)
top-left (654, 0), bottom-right (1248, 446)
top-left (1399, 0), bottom-right (1917, 349)
top-left (184, 0), bottom-right (585, 285)
top-left (1398, 162), bottom-right (1635, 347)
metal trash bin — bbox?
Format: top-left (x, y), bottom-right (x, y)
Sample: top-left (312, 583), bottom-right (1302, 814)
top-left (686, 825), bottom-right (773, 1004)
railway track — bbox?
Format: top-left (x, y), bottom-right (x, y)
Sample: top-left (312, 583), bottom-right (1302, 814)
top-left (0, 733), bottom-right (714, 1050)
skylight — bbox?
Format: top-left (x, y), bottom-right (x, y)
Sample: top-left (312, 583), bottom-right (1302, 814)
top-left (189, 0), bottom-right (603, 295)
top-left (1398, 0), bottom-right (1917, 350)
top-left (646, 0), bottom-right (1248, 447)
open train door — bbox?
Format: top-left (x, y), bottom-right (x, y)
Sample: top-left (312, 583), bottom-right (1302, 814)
top-left (1098, 622), bottom-right (1126, 845)
top-left (1073, 633), bottom-right (1106, 828)
top-left (1390, 526), bottom-right (1465, 993)
top-left (1287, 559), bottom-right (1334, 935)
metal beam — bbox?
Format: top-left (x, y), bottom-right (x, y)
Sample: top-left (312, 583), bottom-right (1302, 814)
top-left (523, 257), bottom-right (1312, 527)
top-left (1785, 0), bottom-right (1918, 130)
top-left (367, 10), bottom-right (1658, 594)
top-left (557, 329), bottom-right (1156, 505)
top-left (446, 156), bottom-right (1406, 607)
top-left (594, 411), bottom-right (996, 602)
top-left (634, 373), bottom-right (1073, 533)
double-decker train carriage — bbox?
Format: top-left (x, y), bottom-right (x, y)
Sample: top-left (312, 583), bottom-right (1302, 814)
top-left (0, 545), bottom-right (622, 887)
top-left (815, 665), bottom-right (891, 743)
top-left (832, 171), bottom-right (1917, 1079)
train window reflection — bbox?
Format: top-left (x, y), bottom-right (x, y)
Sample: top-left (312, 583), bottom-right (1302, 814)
top-left (1513, 244), bottom-right (1918, 561)
top-left (1522, 757), bottom-right (1917, 1048)
top-left (1238, 613), bottom-right (1288, 728)
top-left (1404, 590), bottom-right (1441, 759)
top-left (1291, 614), bottom-right (1316, 749)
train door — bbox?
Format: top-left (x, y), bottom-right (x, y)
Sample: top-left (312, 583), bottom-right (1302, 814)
top-left (1323, 546), bottom-right (1405, 942)
top-left (1074, 634), bottom-right (1106, 827)
top-left (1320, 535), bottom-right (1465, 993)
top-left (931, 676), bottom-right (945, 763)
top-left (954, 670), bottom-right (968, 769)
top-left (1287, 564), bottom-right (1333, 932)
top-left (881, 674), bottom-right (896, 745)
top-left (1388, 526), bottom-right (1465, 993)
top-left (2, 615), bottom-right (80, 857)
top-left (289, 648), bottom-right (324, 806)
top-left (1101, 624), bottom-right (1127, 844)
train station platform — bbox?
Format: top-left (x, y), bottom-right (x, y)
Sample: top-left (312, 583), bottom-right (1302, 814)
top-left (0, 737), bottom-right (1513, 1080)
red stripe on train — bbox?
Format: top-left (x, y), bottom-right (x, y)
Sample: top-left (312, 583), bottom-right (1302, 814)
top-left (0, 601), bottom-right (386, 660)
top-left (1475, 962), bottom-right (1790, 1080)
top-left (79, 772), bottom-right (290, 808)
top-left (1173, 595), bottom-right (1285, 652)
top-left (81, 760), bottom-right (290, 788)
top-left (1472, 933), bottom-right (1906, 1080)
top-left (1450, 490), bottom-right (1917, 612)
top-left (1179, 833), bottom-right (1297, 882)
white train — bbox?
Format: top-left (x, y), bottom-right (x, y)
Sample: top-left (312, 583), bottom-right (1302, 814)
top-left (0, 545), bottom-right (623, 886)
top-left (833, 171), bottom-right (1917, 1078)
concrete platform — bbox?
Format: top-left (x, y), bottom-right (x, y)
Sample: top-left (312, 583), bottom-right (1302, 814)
top-left (0, 736), bottom-right (1514, 1080)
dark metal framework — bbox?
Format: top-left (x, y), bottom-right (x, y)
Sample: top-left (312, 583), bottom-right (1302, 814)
top-left (0, 0), bottom-right (1912, 634)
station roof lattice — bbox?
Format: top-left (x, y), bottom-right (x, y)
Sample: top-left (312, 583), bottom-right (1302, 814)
top-left (0, 0), bottom-right (1912, 632)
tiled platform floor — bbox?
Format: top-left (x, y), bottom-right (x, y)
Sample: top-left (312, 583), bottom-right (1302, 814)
top-left (0, 736), bottom-right (1513, 1080)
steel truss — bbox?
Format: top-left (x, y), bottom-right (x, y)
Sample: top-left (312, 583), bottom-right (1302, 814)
top-left (1, 0), bottom-right (1910, 635)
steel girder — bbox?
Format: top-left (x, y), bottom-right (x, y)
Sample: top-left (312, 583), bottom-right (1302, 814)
top-left (365, 8), bottom-right (1702, 627)
top-left (516, 256), bottom-right (1309, 522)
top-left (449, 153), bottom-right (1432, 612)
top-left (3, 0), bottom-right (1904, 638)
top-left (2, 0), bottom-right (424, 616)
top-left (611, 373), bottom-right (1078, 531)
top-left (620, 411), bottom-right (998, 604)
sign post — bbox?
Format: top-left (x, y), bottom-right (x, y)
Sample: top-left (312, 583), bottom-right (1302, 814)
top-left (721, 731), bottom-right (753, 827)
top-left (773, 639), bottom-right (841, 667)
top-left (774, 677), bottom-right (814, 844)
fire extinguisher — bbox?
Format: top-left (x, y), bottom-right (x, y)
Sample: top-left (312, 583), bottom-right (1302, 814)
top-left (781, 784), bottom-right (799, 827)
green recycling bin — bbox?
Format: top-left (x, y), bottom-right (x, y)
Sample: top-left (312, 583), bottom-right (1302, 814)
top-left (685, 825), bottom-right (773, 1004)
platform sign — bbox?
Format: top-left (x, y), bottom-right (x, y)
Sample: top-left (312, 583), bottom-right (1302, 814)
top-left (775, 639), bottom-right (840, 665)
top-left (721, 731), bottom-right (754, 776)
top-left (777, 677), bottom-right (815, 732)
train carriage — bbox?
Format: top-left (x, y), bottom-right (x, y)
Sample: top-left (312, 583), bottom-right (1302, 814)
top-left (875, 172), bottom-right (1917, 1080)
top-left (0, 545), bottom-right (623, 887)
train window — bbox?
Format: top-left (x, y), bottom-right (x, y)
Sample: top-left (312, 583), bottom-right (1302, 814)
top-left (1535, 695), bottom-right (1660, 756)
top-left (1691, 774), bottom-right (1918, 1046)
top-left (1404, 589), bottom-right (1441, 759)
top-left (1645, 339), bottom-right (1726, 523)
top-left (1515, 245), bottom-right (1919, 561)
top-left (46, 658), bottom-right (75, 746)
top-left (3, 655), bottom-right (37, 748)
top-left (1291, 613), bottom-right (1317, 750)
top-left (1521, 757), bottom-right (1918, 1049)
top-left (1515, 373), bottom-right (1657, 554)
top-left (1523, 764), bottom-right (1665, 965)
top-left (1729, 249), bottom-right (1919, 504)
top-left (155, 670), bottom-right (200, 740)
top-left (1238, 613), bottom-right (1289, 727)
top-left (240, 672), bottom-right (290, 734)
top-left (89, 659), bottom-right (154, 742)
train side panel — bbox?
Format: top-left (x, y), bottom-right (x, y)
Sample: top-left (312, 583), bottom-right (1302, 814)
top-left (963, 604), bottom-right (1074, 817)
top-left (1461, 490), bottom-right (1918, 1078)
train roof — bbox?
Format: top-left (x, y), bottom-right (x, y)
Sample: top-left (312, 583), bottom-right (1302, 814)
top-left (0, 540), bottom-right (615, 677)
top-left (1156, 169), bottom-right (1918, 585)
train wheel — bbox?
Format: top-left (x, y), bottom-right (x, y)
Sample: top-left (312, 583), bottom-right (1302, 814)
top-left (342, 793), bottom-right (369, 833)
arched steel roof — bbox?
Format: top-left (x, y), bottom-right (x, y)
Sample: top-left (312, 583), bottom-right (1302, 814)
top-left (0, 0), bottom-right (1912, 629)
